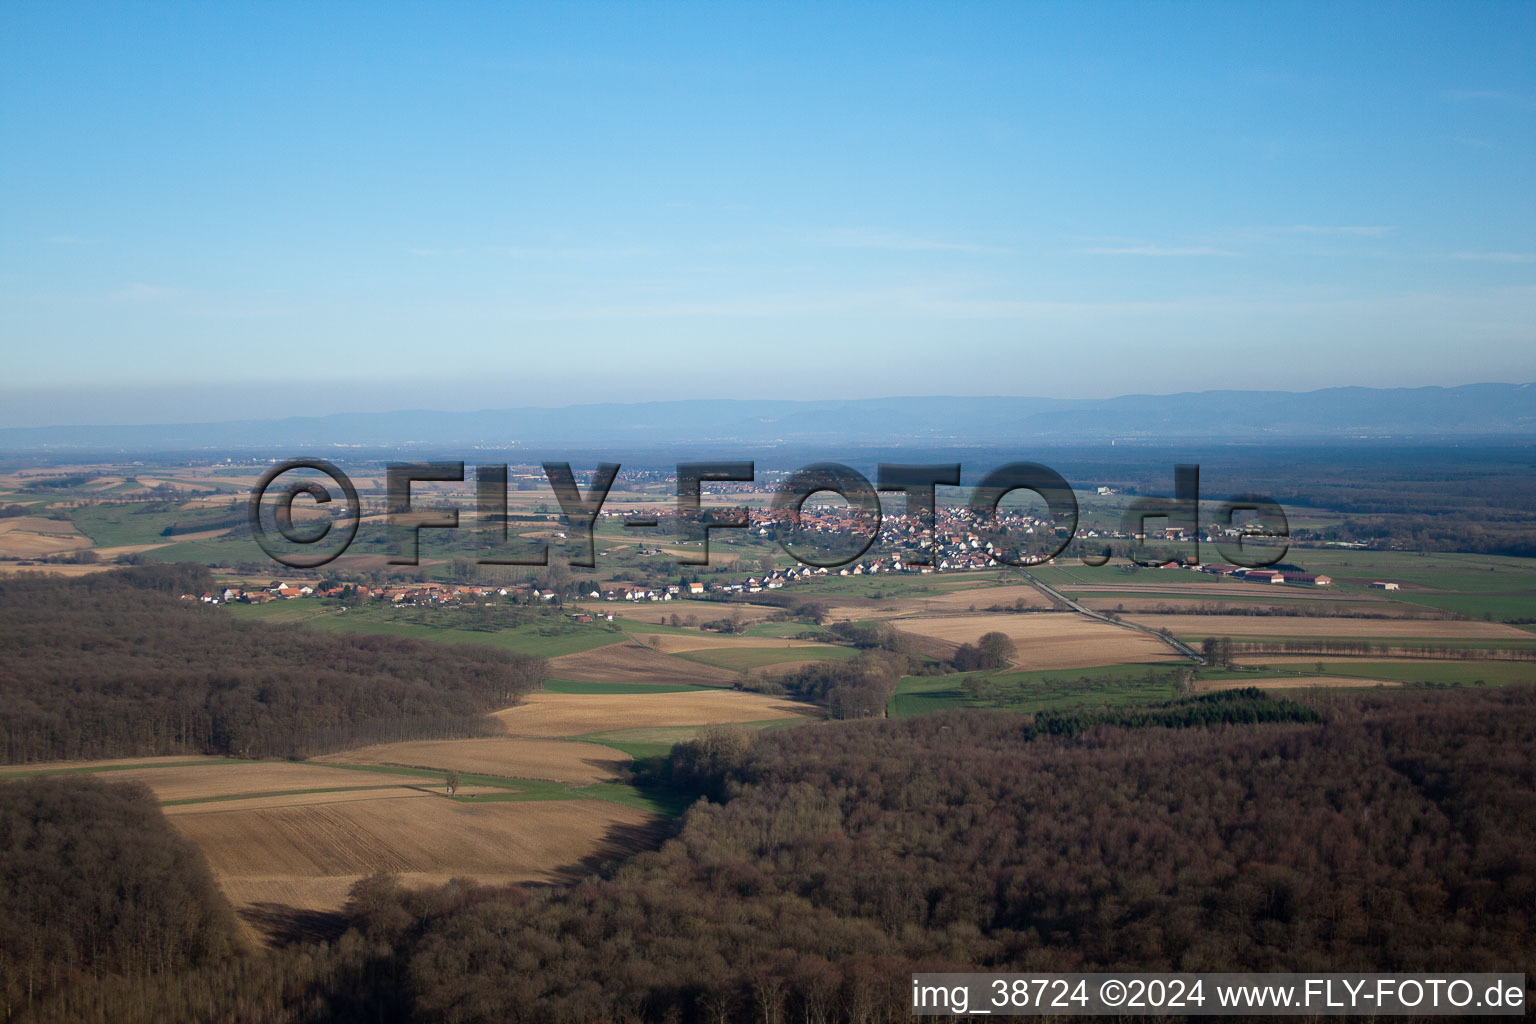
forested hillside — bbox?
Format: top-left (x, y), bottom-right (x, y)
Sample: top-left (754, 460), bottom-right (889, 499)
top-left (379, 687), bottom-right (1534, 1022)
top-left (24, 686), bottom-right (1527, 1024)
top-left (0, 777), bottom-right (241, 1016)
top-left (0, 567), bottom-right (547, 762)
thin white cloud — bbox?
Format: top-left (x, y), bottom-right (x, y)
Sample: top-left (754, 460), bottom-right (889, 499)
top-left (1449, 251), bottom-right (1536, 264)
top-left (1077, 246), bottom-right (1236, 257)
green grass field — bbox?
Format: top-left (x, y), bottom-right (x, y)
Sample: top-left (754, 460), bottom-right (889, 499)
top-left (1030, 549), bottom-right (1536, 624)
top-left (742, 621), bottom-right (836, 639)
top-left (141, 537), bottom-right (269, 564)
top-left (571, 717), bottom-right (809, 761)
top-left (891, 662), bottom-right (1269, 718)
top-left (225, 601), bottom-right (625, 657)
top-left (1242, 659), bottom-right (1536, 686)
top-left (1177, 633), bottom-right (1536, 651)
top-left (1378, 591), bottom-right (1536, 622)
top-left (542, 679), bottom-right (708, 694)
top-left (70, 502), bottom-right (195, 547)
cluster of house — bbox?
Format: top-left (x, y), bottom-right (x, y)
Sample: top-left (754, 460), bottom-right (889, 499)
top-left (182, 582), bottom-right (565, 606)
top-left (178, 503), bottom-right (1354, 610)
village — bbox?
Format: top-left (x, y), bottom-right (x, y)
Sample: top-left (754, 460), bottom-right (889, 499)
top-left (187, 501), bottom-right (1348, 609)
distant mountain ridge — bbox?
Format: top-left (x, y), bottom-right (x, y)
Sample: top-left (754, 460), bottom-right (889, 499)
top-left (2, 384), bottom-right (1532, 452)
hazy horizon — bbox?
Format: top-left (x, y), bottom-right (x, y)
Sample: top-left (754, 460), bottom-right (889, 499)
top-left (3, 2), bottom-right (1533, 428)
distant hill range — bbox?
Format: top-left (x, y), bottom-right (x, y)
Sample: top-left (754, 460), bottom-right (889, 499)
top-left (2, 383), bottom-right (1533, 452)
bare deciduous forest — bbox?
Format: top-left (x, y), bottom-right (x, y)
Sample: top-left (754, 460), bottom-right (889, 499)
top-left (0, 777), bottom-right (240, 1017)
top-left (10, 685), bottom-right (1532, 1023)
top-left (0, 568), bottom-right (547, 762)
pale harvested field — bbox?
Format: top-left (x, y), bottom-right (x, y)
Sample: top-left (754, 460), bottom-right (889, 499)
top-left (494, 690), bottom-right (816, 737)
top-left (548, 641), bottom-right (737, 686)
top-left (0, 563), bottom-right (116, 577)
top-left (826, 585), bottom-right (1053, 622)
top-left (93, 762), bottom-right (391, 803)
top-left (574, 601), bottom-right (779, 625)
top-left (1124, 614), bottom-right (1534, 640)
top-left (757, 657), bottom-right (847, 677)
top-left (825, 604), bottom-right (901, 621)
top-left (644, 633), bottom-right (839, 654)
top-left (0, 516), bottom-right (87, 537)
top-left (1195, 676), bottom-right (1401, 692)
top-left (895, 584), bottom-right (1054, 612)
top-left (891, 612), bottom-right (1179, 670)
top-left (315, 737), bottom-right (630, 785)
top-left (171, 797), bottom-right (656, 924)
top-left (0, 517), bottom-right (92, 557)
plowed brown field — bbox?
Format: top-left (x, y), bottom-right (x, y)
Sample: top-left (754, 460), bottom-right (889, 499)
top-left (315, 737), bottom-right (630, 784)
top-left (494, 690), bottom-right (816, 737)
top-left (891, 612), bottom-right (1179, 670)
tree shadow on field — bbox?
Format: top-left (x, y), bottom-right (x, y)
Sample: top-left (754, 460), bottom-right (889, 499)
top-left (239, 901), bottom-right (349, 946)
top-left (581, 753), bottom-right (631, 781)
top-left (545, 816), bottom-right (679, 885)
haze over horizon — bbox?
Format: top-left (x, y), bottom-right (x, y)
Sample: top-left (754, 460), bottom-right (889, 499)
top-left (2, 2), bottom-right (1533, 427)
top-left (4, 383), bottom-right (1532, 449)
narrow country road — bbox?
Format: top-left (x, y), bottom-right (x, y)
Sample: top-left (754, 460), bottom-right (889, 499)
top-left (1014, 566), bottom-right (1205, 664)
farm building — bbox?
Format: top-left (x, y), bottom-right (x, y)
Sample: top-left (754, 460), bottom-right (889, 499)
top-left (1369, 581), bottom-right (1401, 590)
top-left (1283, 573), bottom-right (1332, 586)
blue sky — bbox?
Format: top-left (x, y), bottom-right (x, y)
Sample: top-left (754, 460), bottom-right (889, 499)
top-left (1, 1), bottom-right (1533, 426)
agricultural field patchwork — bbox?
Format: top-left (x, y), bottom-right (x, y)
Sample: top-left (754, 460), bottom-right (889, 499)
top-left (493, 689), bottom-right (818, 737)
top-left (889, 611), bottom-right (1181, 670)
